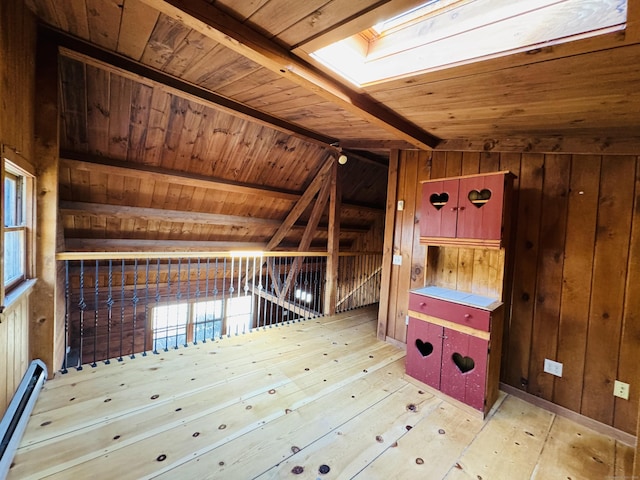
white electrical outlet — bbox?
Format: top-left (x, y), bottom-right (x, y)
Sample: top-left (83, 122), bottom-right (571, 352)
top-left (397, 200), bottom-right (404, 211)
top-left (543, 359), bottom-right (563, 377)
top-left (614, 380), bottom-right (630, 400)
top-left (392, 254), bottom-right (402, 266)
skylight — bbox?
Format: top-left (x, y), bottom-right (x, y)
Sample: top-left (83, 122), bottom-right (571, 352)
top-left (311, 0), bottom-right (627, 87)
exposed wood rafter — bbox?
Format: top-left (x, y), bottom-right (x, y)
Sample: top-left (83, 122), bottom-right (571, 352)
top-left (138, 0), bottom-right (441, 150)
top-left (279, 171), bottom-right (333, 299)
top-left (266, 156), bottom-right (336, 251)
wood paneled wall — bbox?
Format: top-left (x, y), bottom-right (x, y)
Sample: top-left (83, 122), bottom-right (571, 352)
top-left (381, 150), bottom-right (640, 434)
top-left (0, 295), bottom-right (31, 414)
top-left (0, 0), bottom-right (37, 413)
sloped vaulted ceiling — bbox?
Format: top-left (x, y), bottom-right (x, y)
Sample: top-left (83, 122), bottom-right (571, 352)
top-left (25, 0), bottom-right (640, 251)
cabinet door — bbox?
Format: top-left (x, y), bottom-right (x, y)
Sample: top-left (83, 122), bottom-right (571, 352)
top-left (405, 318), bottom-right (443, 389)
top-left (440, 329), bottom-right (488, 411)
top-left (420, 179), bottom-right (459, 238)
top-left (456, 174), bottom-right (505, 240)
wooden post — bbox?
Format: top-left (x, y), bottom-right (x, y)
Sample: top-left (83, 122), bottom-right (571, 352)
top-left (324, 160), bottom-right (341, 315)
top-left (31, 36), bottom-right (61, 377)
top-left (635, 403), bottom-right (640, 479)
top-left (628, 0), bottom-right (640, 43)
top-left (377, 150), bottom-right (399, 340)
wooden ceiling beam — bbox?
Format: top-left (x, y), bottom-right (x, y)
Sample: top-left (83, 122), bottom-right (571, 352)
top-left (64, 238), bottom-right (266, 252)
top-left (138, 0), bottom-right (441, 150)
top-left (59, 201), bottom-right (281, 227)
top-left (43, 27), bottom-right (338, 149)
top-left (438, 135), bottom-right (640, 155)
top-left (60, 200), bottom-right (370, 233)
top-left (60, 153), bottom-right (383, 214)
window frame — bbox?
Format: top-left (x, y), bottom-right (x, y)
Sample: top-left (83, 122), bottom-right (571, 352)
top-left (2, 147), bottom-right (35, 303)
top-left (151, 295), bottom-right (254, 351)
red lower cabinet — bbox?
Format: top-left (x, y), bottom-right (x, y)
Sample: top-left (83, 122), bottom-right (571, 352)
top-left (407, 318), bottom-right (488, 411)
top-left (440, 329), bottom-right (488, 411)
top-left (406, 318), bottom-right (443, 390)
top-left (406, 287), bottom-right (503, 416)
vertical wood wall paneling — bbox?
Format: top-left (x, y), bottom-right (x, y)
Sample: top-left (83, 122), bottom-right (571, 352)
top-left (616, 156), bottom-right (640, 431)
top-left (456, 152), bottom-right (481, 294)
top-left (394, 151), bottom-right (420, 343)
top-left (615, 157), bottom-right (640, 431)
top-left (527, 154), bottom-right (570, 400)
top-left (385, 149), bottom-right (640, 433)
top-left (86, 65), bottom-right (111, 156)
top-left (424, 152), bottom-right (447, 287)
top-left (0, 0), bottom-right (36, 411)
top-left (582, 156), bottom-right (636, 425)
top-left (32, 33), bottom-right (61, 378)
top-left (1, 297), bottom-right (30, 414)
top-left (554, 155), bottom-right (601, 412)
top-left (408, 151), bottom-right (431, 314)
top-left (443, 152), bottom-right (463, 291)
top-left (504, 153), bottom-right (544, 389)
top-left (498, 152), bottom-right (523, 381)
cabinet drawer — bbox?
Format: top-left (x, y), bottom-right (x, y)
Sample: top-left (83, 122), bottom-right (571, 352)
top-left (409, 293), bottom-right (491, 332)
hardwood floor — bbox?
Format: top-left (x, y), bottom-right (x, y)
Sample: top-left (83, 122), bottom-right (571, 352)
top-left (9, 306), bottom-right (634, 479)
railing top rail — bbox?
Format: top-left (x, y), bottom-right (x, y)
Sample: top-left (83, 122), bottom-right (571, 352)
top-left (56, 251), bottom-right (382, 261)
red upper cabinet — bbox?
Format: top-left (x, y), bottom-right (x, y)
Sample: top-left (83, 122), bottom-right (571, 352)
top-left (420, 171), bottom-right (514, 248)
top-left (420, 179), bottom-right (459, 238)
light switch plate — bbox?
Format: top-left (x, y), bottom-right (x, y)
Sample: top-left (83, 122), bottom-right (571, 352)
top-left (392, 255), bottom-right (402, 266)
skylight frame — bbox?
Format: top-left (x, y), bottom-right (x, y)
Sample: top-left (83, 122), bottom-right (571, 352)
top-left (311, 0), bottom-right (628, 87)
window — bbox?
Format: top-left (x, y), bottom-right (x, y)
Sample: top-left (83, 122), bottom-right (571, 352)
top-left (311, 0), bottom-right (627, 86)
top-left (152, 296), bottom-right (252, 351)
top-left (3, 157), bottom-right (33, 293)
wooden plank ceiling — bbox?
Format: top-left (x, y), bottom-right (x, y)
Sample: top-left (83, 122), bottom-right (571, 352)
top-left (25, 0), bottom-right (640, 251)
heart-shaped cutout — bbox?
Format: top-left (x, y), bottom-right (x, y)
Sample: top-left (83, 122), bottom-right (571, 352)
top-left (468, 189), bottom-right (492, 208)
top-left (429, 192), bottom-right (449, 210)
top-left (415, 339), bottom-right (434, 357)
top-left (452, 353), bottom-right (475, 373)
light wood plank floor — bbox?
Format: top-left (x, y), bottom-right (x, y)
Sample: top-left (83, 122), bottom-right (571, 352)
top-left (9, 307), bottom-right (634, 479)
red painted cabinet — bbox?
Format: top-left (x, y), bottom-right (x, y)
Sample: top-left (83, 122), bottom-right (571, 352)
top-left (406, 287), bottom-right (503, 416)
top-left (420, 172), bottom-right (513, 247)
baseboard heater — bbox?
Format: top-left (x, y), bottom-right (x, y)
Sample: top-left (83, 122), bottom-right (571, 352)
top-left (0, 359), bottom-right (48, 479)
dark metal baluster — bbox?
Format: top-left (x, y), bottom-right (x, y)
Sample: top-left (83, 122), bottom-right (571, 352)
top-left (255, 256), bottom-right (261, 329)
top-left (175, 258), bottom-right (182, 349)
top-left (164, 259), bottom-right (172, 352)
top-left (91, 260), bottom-right (99, 368)
top-left (222, 258), bottom-right (228, 338)
top-left (153, 258), bottom-right (161, 354)
top-left (246, 256), bottom-right (253, 332)
top-left (61, 260), bottom-right (69, 374)
top-left (213, 258), bottom-right (220, 340)
top-left (118, 259), bottom-right (125, 362)
top-left (143, 259), bottom-right (149, 356)
top-left (232, 256), bottom-right (239, 335)
top-left (105, 260), bottom-right (113, 364)
top-left (77, 260), bottom-right (86, 371)
top-left (194, 258), bottom-right (201, 344)
top-left (131, 259), bottom-right (139, 359)
top-left (184, 258), bottom-right (191, 347)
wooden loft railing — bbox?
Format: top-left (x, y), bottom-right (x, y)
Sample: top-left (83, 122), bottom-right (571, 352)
top-left (56, 251), bottom-right (382, 371)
